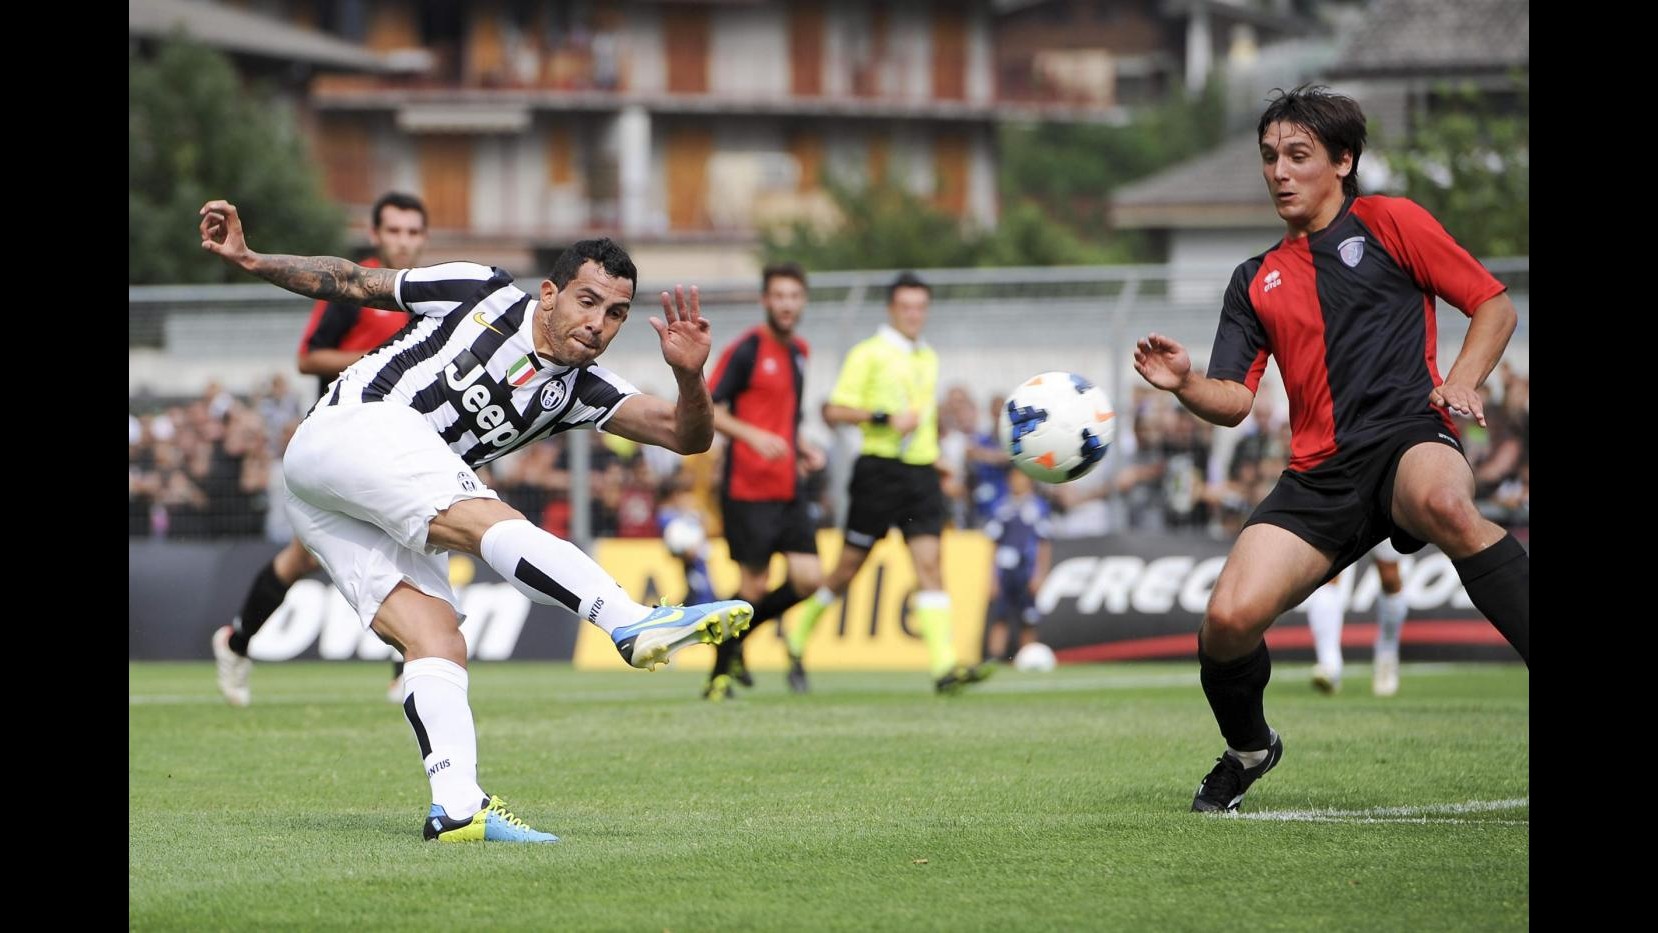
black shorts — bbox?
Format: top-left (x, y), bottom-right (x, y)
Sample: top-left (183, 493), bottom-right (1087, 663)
top-left (1243, 419), bottom-right (1466, 582)
top-left (843, 455), bottom-right (946, 548)
top-left (721, 496), bottom-right (819, 568)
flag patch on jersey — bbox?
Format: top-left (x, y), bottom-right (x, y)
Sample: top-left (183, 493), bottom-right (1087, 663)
top-left (506, 355), bottom-right (537, 387)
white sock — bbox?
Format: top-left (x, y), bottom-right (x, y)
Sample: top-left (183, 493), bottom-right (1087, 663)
top-left (1228, 730), bottom-right (1279, 768)
top-left (1374, 591), bottom-right (1407, 661)
top-left (1305, 582), bottom-right (1345, 677)
top-left (400, 657), bottom-right (486, 819)
top-left (480, 519), bottom-right (650, 634)
top-left (809, 586), bottom-right (834, 607)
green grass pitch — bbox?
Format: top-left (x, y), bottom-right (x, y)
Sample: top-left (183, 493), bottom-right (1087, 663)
top-left (130, 661), bottom-right (1527, 931)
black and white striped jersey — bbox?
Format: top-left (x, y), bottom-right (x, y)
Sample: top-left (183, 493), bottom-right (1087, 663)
top-left (318, 262), bottom-right (639, 468)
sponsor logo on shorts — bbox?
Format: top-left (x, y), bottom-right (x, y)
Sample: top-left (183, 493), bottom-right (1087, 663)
top-left (1437, 432), bottom-right (1461, 448)
top-left (846, 530), bottom-right (878, 549)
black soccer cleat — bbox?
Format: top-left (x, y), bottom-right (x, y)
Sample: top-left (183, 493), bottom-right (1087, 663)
top-left (1191, 731), bottom-right (1284, 813)
top-left (728, 643), bottom-right (754, 688)
top-left (934, 663), bottom-right (994, 695)
top-left (786, 653), bottom-right (810, 694)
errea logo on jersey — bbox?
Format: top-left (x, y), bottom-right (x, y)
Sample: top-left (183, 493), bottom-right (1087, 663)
top-left (1263, 270), bottom-right (1282, 293)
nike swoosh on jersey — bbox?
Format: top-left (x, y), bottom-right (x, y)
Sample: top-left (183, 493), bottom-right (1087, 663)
top-left (473, 311), bottom-right (504, 335)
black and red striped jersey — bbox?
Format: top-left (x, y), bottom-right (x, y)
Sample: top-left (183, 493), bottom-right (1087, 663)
top-left (710, 325), bottom-right (808, 501)
top-left (1208, 195), bottom-right (1508, 472)
top-left (297, 257), bottom-right (413, 395)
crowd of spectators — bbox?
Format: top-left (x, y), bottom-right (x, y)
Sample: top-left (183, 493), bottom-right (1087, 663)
top-left (131, 366), bottom-right (1529, 545)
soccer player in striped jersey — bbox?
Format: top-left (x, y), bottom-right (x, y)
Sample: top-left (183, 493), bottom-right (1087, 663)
top-left (1130, 86), bottom-right (1529, 813)
top-left (212, 192), bottom-right (428, 707)
top-left (200, 199), bottom-right (752, 843)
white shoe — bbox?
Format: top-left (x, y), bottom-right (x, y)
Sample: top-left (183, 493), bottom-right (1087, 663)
top-left (1373, 656), bottom-right (1400, 698)
top-left (386, 674), bottom-right (405, 704)
top-left (610, 599), bottom-right (754, 670)
top-left (211, 624), bottom-right (252, 707)
top-left (1310, 663), bottom-right (1341, 695)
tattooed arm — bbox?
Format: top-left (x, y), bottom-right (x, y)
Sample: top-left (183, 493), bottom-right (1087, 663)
top-left (198, 199), bottom-right (402, 310)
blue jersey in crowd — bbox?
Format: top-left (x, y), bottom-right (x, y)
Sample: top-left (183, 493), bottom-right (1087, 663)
top-left (968, 429), bottom-right (1011, 525)
top-left (984, 493), bottom-right (1051, 587)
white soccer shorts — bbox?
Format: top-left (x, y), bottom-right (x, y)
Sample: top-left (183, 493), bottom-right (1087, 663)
top-left (282, 402), bottom-right (499, 629)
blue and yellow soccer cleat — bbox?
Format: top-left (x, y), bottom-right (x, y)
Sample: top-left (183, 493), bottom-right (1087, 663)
top-left (611, 599), bottom-right (754, 671)
top-left (422, 794), bottom-right (560, 844)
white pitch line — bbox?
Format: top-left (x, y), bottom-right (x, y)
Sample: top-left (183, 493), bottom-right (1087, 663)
top-left (1236, 797), bottom-right (1529, 822)
top-left (1239, 816), bottom-right (1529, 826)
top-left (128, 694), bottom-right (372, 705)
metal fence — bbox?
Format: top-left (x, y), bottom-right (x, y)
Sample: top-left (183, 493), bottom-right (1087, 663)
top-left (130, 259), bottom-right (1530, 550)
top-left (130, 258), bottom-right (1529, 406)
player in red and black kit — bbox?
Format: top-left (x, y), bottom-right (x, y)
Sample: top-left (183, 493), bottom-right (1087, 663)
top-left (1132, 87), bottom-right (1528, 812)
top-left (212, 192), bottom-right (428, 707)
top-left (701, 262), bottom-right (826, 699)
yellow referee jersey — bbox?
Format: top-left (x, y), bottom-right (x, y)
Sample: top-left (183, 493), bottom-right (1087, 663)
top-left (828, 324), bottom-right (940, 465)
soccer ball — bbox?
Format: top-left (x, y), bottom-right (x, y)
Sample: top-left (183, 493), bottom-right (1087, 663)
top-left (1013, 642), bottom-right (1058, 673)
top-left (661, 514), bottom-right (707, 557)
top-left (999, 372), bottom-right (1116, 483)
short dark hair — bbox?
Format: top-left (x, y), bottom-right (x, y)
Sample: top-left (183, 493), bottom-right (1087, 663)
top-left (762, 261), bottom-right (807, 292)
top-left (1257, 85), bottom-right (1367, 198)
top-left (549, 238), bottom-right (638, 291)
top-left (371, 191), bottom-right (427, 229)
top-left (888, 270), bottom-right (930, 302)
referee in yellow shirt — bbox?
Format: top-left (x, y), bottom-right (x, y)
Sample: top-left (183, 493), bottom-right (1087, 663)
top-left (783, 272), bottom-right (991, 694)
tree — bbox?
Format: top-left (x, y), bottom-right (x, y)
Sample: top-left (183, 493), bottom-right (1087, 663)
top-left (759, 181), bottom-right (1123, 271)
top-left (761, 83), bottom-right (1230, 271)
top-left (129, 38), bottom-right (345, 284)
top-left (1382, 80), bottom-right (1529, 258)
top-left (760, 180), bottom-right (982, 271)
top-left (999, 80), bottom-right (1228, 245)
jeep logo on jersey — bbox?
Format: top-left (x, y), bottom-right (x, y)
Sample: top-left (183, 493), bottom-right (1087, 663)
top-left (444, 350), bottom-right (521, 448)
top-left (1338, 236), bottom-right (1366, 268)
top-left (541, 378), bottom-right (567, 411)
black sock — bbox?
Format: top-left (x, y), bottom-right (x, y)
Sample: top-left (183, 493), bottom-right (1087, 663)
top-left (1198, 637), bottom-right (1273, 752)
top-left (229, 560), bottom-right (291, 655)
top-left (734, 583), bottom-right (810, 644)
top-left (1453, 533), bottom-right (1529, 666)
top-left (709, 638), bottom-right (733, 676)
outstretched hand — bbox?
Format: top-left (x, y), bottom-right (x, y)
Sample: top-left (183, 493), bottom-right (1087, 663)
top-left (652, 284), bottom-right (712, 375)
top-left (1132, 332), bottom-right (1192, 392)
top-left (198, 200), bottom-right (251, 268)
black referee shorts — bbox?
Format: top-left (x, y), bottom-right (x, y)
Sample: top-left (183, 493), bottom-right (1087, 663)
top-left (1243, 419), bottom-right (1466, 582)
top-left (843, 455), bottom-right (946, 549)
top-left (721, 496), bottom-right (820, 568)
